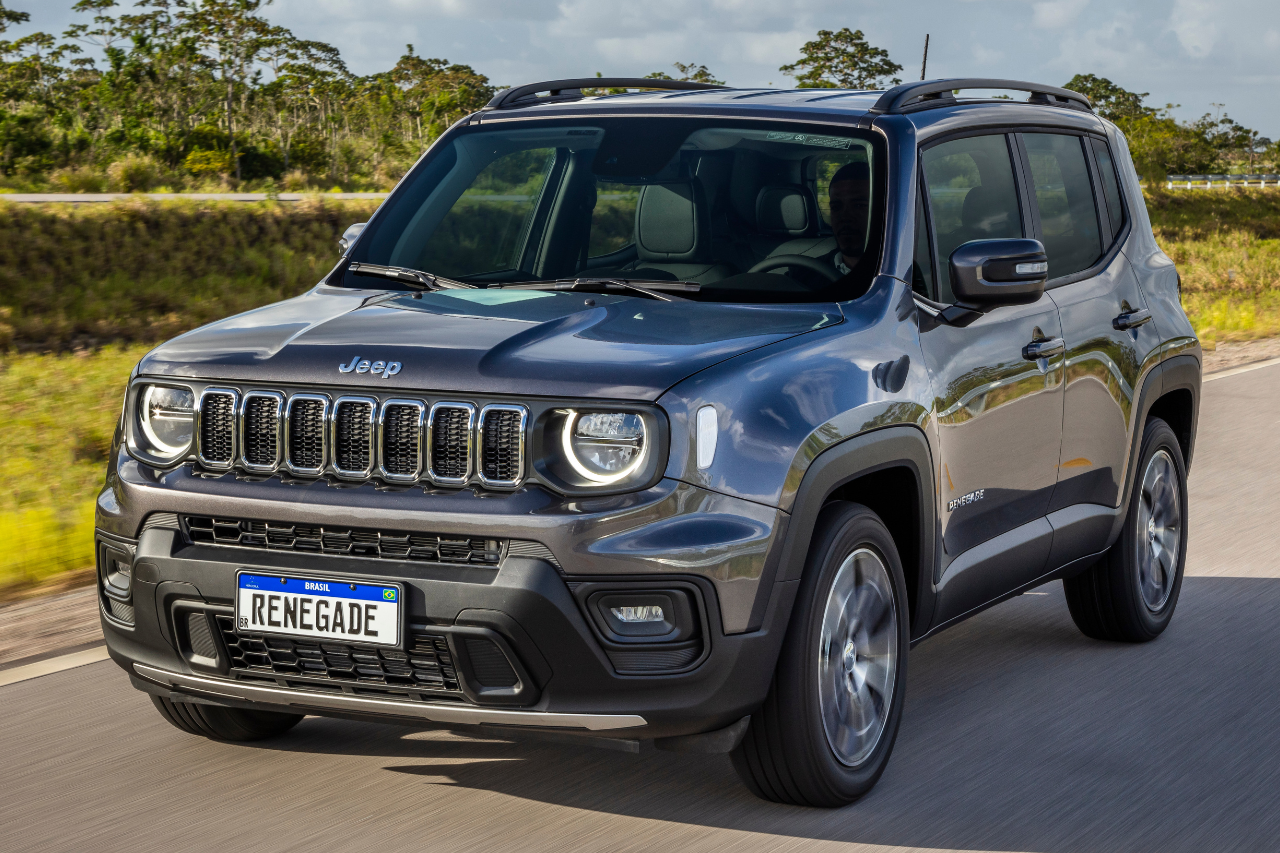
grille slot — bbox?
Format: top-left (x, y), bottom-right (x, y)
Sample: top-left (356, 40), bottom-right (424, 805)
top-left (185, 516), bottom-right (504, 565)
top-left (286, 395), bottom-right (327, 474)
top-left (479, 405), bottom-right (526, 487)
top-left (379, 400), bottom-right (424, 481)
top-left (332, 397), bottom-right (375, 477)
top-left (197, 389), bottom-right (238, 468)
top-left (429, 403), bottom-right (474, 484)
top-left (240, 392), bottom-right (283, 470)
top-left (215, 614), bottom-right (461, 695)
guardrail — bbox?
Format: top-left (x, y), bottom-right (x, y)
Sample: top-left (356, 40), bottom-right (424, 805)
top-left (0, 192), bottom-right (391, 203)
top-left (1165, 175), bottom-right (1280, 190)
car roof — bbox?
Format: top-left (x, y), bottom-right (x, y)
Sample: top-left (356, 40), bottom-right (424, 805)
top-left (472, 81), bottom-right (1105, 137)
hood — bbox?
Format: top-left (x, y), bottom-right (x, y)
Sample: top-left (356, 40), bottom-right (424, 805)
top-left (138, 285), bottom-right (842, 400)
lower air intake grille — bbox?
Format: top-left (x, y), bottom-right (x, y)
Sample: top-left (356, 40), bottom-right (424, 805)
top-left (186, 612), bottom-right (218, 658)
top-left (287, 398), bottom-right (325, 471)
top-left (334, 399), bottom-right (373, 474)
top-left (199, 392), bottom-right (236, 465)
top-left (430, 405), bottom-right (472, 480)
top-left (605, 643), bottom-right (701, 674)
top-left (481, 408), bottom-right (524, 484)
top-left (215, 614), bottom-right (461, 694)
top-left (184, 516), bottom-right (504, 565)
top-left (242, 395), bottom-right (280, 467)
top-left (107, 598), bottom-right (136, 625)
top-left (381, 403), bottom-right (422, 478)
top-left (463, 637), bottom-right (519, 687)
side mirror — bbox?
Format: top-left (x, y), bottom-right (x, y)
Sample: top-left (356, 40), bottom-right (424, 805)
top-left (338, 222), bottom-right (367, 255)
top-left (948, 239), bottom-right (1048, 306)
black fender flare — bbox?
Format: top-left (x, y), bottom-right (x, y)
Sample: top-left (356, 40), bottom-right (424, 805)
top-left (751, 425), bottom-right (937, 642)
top-left (1106, 354), bottom-right (1201, 547)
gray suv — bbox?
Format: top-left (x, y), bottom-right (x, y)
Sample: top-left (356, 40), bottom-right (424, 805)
top-left (98, 77), bottom-right (1200, 807)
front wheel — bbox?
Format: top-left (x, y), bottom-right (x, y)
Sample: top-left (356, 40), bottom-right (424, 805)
top-left (151, 695), bottom-right (303, 741)
top-left (732, 502), bottom-right (910, 806)
top-left (1064, 416), bottom-right (1188, 642)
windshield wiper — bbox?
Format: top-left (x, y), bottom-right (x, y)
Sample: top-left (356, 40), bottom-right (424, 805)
top-left (493, 277), bottom-right (697, 302)
top-left (348, 262), bottom-right (475, 291)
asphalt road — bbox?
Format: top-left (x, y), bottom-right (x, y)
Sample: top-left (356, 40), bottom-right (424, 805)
top-left (5, 363), bottom-right (1280, 853)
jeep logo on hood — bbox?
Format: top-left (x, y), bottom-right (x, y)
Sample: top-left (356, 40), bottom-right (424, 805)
top-left (339, 356), bottom-right (402, 378)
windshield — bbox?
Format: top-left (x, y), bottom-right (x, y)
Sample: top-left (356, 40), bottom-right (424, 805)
top-left (344, 118), bottom-right (885, 304)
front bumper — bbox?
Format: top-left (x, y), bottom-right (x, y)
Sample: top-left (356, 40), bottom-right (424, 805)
top-left (96, 457), bottom-right (797, 740)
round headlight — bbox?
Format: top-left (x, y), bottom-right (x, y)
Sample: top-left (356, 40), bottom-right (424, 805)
top-left (136, 385), bottom-right (195, 461)
top-left (562, 411), bottom-right (647, 484)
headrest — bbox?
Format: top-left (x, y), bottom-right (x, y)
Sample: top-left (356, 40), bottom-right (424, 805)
top-left (961, 185), bottom-right (1012, 235)
top-left (634, 182), bottom-right (710, 263)
top-left (755, 185), bottom-right (817, 236)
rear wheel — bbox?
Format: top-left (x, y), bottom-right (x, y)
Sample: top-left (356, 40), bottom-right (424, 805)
top-left (151, 695), bottom-right (303, 741)
top-left (731, 502), bottom-right (909, 806)
top-left (1064, 416), bottom-right (1188, 642)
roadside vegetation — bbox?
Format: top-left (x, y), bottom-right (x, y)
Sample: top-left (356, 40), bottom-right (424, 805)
top-left (1, 3), bottom-right (1277, 598)
top-left (0, 191), bottom-right (1275, 597)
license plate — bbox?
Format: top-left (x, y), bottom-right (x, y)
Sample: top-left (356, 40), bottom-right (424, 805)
top-left (235, 572), bottom-right (402, 647)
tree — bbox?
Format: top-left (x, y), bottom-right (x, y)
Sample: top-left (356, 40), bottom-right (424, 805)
top-left (1063, 74), bottom-right (1155, 122)
top-left (780, 28), bottom-right (901, 89)
top-left (645, 62), bottom-right (724, 86)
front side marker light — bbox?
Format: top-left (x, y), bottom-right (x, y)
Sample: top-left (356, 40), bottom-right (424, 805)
top-left (696, 405), bottom-right (717, 469)
top-left (611, 605), bottom-right (666, 623)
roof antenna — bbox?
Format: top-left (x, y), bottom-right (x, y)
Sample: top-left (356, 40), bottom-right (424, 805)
top-left (920, 34), bottom-right (930, 81)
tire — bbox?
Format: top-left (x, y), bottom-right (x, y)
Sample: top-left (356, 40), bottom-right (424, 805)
top-left (731, 502), bottom-right (910, 807)
top-left (151, 695), bottom-right (303, 741)
top-left (1064, 416), bottom-right (1188, 642)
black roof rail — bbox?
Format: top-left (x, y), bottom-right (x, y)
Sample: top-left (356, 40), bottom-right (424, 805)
top-left (484, 78), bottom-right (728, 111)
top-left (869, 78), bottom-right (1092, 114)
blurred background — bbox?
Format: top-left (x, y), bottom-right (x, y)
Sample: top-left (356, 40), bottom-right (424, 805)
top-left (0, 0), bottom-right (1277, 601)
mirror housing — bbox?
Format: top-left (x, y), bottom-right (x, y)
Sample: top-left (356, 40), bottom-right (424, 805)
top-left (948, 239), bottom-right (1048, 306)
top-left (338, 222), bottom-right (367, 255)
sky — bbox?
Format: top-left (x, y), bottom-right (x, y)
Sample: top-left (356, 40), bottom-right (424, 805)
top-left (9, 0), bottom-right (1280, 138)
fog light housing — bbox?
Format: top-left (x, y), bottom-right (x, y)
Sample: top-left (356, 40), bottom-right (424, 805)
top-left (592, 591), bottom-right (695, 642)
top-left (97, 543), bottom-right (132, 602)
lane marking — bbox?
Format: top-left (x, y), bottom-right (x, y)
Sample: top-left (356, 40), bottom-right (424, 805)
top-left (0, 646), bottom-right (109, 688)
top-left (1205, 355), bottom-right (1280, 382)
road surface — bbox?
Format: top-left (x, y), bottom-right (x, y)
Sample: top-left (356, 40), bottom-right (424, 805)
top-left (4, 362), bottom-right (1279, 853)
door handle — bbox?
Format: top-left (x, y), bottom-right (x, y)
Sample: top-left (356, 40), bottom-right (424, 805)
top-left (1113, 308), bottom-right (1152, 330)
top-left (1023, 337), bottom-right (1065, 360)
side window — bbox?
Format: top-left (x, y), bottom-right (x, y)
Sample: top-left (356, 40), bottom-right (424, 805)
top-left (1089, 137), bottom-right (1127, 243)
top-left (416, 148), bottom-right (557, 277)
top-left (1022, 134), bottom-right (1103, 280)
top-left (912, 187), bottom-right (935, 299)
top-left (589, 182), bottom-right (639, 257)
top-left (921, 134), bottom-right (1023, 304)
top-left (813, 149), bottom-right (872, 229)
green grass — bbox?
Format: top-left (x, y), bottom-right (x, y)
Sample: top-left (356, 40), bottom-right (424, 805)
top-left (0, 345), bottom-right (151, 594)
top-left (1145, 188), bottom-right (1280, 344)
top-left (1, 191), bottom-right (1278, 595)
top-left (0, 196), bottom-right (380, 351)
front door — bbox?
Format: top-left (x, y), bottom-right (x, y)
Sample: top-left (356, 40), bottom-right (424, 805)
top-left (916, 133), bottom-right (1066, 563)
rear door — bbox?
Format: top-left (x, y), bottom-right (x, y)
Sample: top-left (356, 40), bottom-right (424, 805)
top-left (915, 132), bottom-right (1066, 567)
top-left (1019, 132), bottom-right (1163, 532)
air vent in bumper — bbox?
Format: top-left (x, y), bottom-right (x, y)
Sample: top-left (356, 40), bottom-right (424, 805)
top-left (183, 516), bottom-right (504, 565)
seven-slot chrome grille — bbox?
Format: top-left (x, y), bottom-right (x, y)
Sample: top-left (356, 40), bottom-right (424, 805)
top-left (195, 387), bottom-right (525, 489)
